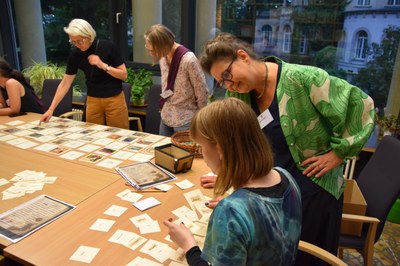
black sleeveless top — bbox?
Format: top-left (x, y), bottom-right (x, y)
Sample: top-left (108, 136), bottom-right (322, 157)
top-left (1, 84), bottom-right (44, 114)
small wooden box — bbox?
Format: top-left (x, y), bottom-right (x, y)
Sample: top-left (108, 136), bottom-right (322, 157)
top-left (155, 143), bottom-right (194, 174)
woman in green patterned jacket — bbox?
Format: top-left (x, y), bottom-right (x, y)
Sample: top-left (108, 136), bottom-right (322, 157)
top-left (199, 33), bottom-right (375, 266)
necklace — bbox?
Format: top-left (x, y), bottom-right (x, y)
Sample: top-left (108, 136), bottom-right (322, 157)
top-left (256, 62), bottom-right (268, 99)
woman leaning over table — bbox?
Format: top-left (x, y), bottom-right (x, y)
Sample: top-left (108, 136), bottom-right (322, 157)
top-left (199, 33), bottom-right (375, 266)
top-left (39, 18), bottom-right (129, 129)
top-left (144, 24), bottom-right (208, 137)
top-left (0, 59), bottom-right (43, 116)
top-left (164, 98), bottom-right (302, 266)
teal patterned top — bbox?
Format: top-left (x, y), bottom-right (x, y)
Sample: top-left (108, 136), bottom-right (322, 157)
top-left (201, 167), bottom-right (302, 266)
top-left (228, 57), bottom-right (375, 199)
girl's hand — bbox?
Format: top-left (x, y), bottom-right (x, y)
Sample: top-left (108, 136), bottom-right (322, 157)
top-left (163, 218), bottom-right (197, 252)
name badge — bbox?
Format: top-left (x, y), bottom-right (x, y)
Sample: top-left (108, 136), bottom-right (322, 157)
top-left (161, 89), bottom-right (174, 99)
top-left (258, 109), bottom-right (273, 129)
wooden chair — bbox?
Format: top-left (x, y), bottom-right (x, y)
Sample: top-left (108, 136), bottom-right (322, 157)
top-left (122, 82), bottom-right (143, 131)
top-left (343, 156), bottom-right (358, 180)
top-left (298, 240), bottom-right (348, 266)
top-left (338, 136), bottom-right (400, 266)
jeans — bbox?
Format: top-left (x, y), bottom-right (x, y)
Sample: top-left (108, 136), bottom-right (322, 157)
top-left (159, 120), bottom-right (190, 137)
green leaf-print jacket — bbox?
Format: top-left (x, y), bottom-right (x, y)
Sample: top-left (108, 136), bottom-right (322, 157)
top-left (226, 57), bottom-right (375, 199)
top-left (275, 57), bottom-right (375, 199)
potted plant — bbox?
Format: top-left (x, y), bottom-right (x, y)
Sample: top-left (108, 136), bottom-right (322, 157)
top-left (23, 61), bottom-right (65, 98)
top-left (375, 113), bottom-right (400, 139)
top-left (126, 68), bottom-right (153, 106)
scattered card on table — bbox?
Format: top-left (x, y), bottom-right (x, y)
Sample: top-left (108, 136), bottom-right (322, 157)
top-left (104, 205), bottom-right (127, 217)
top-left (69, 245), bottom-right (100, 263)
top-left (89, 218), bottom-right (115, 232)
top-left (133, 197), bottom-right (160, 211)
top-left (175, 179), bottom-right (194, 190)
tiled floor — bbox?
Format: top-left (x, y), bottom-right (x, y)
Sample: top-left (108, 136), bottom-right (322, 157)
top-left (342, 221), bottom-right (400, 266)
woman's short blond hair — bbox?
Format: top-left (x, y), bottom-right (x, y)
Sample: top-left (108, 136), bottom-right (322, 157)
top-left (144, 24), bottom-right (175, 62)
top-left (190, 98), bottom-right (274, 196)
top-left (64, 18), bottom-right (96, 42)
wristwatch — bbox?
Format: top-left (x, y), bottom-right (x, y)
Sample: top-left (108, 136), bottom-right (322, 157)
top-left (105, 65), bottom-right (111, 72)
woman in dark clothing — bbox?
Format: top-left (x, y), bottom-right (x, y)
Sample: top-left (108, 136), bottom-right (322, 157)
top-left (0, 59), bottom-right (43, 115)
top-left (39, 18), bottom-right (129, 129)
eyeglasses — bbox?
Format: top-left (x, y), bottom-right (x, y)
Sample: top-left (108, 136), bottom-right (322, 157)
top-left (213, 56), bottom-right (236, 91)
top-left (69, 38), bottom-right (86, 47)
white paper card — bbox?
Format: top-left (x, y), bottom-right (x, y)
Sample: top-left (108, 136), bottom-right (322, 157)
top-left (133, 197), bottom-right (160, 211)
top-left (69, 245), bottom-right (100, 263)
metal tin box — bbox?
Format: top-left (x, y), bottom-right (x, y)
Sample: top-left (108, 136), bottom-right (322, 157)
top-left (154, 143), bottom-right (194, 174)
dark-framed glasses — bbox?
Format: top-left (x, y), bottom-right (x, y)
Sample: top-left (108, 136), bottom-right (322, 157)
top-left (213, 56), bottom-right (236, 91)
top-left (69, 38), bottom-right (86, 47)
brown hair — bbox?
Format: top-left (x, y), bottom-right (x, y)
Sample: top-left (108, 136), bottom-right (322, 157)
top-left (190, 98), bottom-right (274, 196)
top-left (144, 24), bottom-right (176, 62)
top-left (0, 59), bottom-right (29, 87)
top-left (199, 32), bottom-right (259, 74)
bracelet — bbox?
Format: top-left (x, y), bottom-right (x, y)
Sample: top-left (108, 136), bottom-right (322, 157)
top-left (105, 65), bottom-right (111, 72)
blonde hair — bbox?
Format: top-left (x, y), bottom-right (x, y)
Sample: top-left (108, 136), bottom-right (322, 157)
top-left (64, 19), bottom-right (96, 42)
top-left (190, 98), bottom-right (274, 196)
top-left (144, 24), bottom-right (176, 62)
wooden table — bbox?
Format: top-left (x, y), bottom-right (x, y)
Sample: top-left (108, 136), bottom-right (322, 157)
top-left (0, 143), bottom-right (121, 248)
top-left (3, 159), bottom-right (212, 265)
top-left (0, 113), bottom-right (213, 264)
top-left (0, 113), bottom-right (124, 248)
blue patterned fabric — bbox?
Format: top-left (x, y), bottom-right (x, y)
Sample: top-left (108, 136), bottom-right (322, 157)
top-left (201, 167), bottom-right (302, 266)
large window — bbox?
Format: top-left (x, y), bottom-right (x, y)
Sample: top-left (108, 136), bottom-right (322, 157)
top-left (1, 0), bottom-right (399, 116)
top-left (261, 25), bottom-right (273, 48)
top-left (215, 0), bottom-right (399, 113)
top-left (387, 0), bottom-right (400, 6)
top-left (282, 26), bottom-right (291, 53)
top-left (354, 30), bottom-right (368, 60)
top-left (299, 33), bottom-right (306, 55)
top-left (357, 0), bottom-right (370, 6)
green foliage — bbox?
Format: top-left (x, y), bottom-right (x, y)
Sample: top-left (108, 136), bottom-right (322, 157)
top-left (72, 85), bottom-right (82, 97)
top-left (291, 0), bottom-right (349, 52)
top-left (126, 68), bottom-right (154, 100)
top-left (41, 0), bottom-right (110, 64)
top-left (23, 61), bottom-right (65, 98)
top-left (375, 113), bottom-right (400, 133)
top-left (352, 25), bottom-right (400, 109)
top-left (314, 46), bottom-right (347, 79)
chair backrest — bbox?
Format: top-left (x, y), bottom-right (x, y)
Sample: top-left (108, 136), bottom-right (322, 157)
top-left (356, 135), bottom-right (400, 241)
top-left (122, 82), bottom-right (131, 107)
top-left (145, 84), bottom-right (161, 134)
top-left (42, 79), bottom-right (72, 117)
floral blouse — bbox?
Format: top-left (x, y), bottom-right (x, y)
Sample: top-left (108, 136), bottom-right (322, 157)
top-left (159, 51), bottom-right (209, 127)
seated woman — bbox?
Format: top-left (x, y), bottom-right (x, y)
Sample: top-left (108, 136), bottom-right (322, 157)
top-left (0, 59), bottom-right (43, 115)
top-left (163, 98), bottom-right (302, 266)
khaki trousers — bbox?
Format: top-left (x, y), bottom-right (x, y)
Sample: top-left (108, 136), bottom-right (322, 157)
top-left (86, 91), bottom-right (129, 129)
